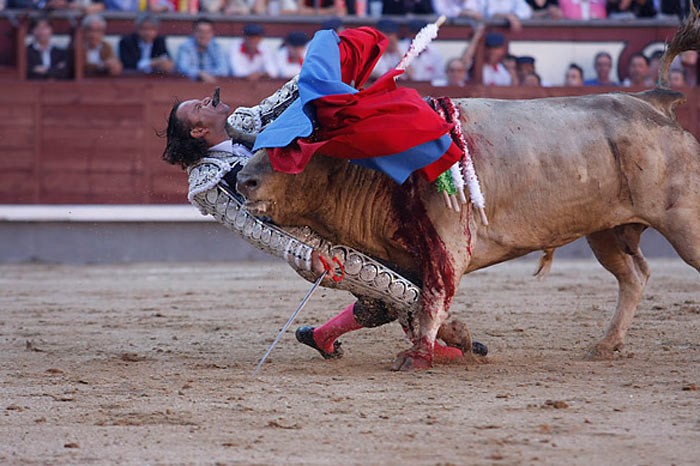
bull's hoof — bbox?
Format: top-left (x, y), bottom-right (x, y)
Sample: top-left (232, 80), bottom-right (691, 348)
top-left (390, 350), bottom-right (433, 371)
top-left (586, 341), bottom-right (623, 361)
top-left (472, 340), bottom-right (488, 356)
top-left (295, 326), bottom-right (343, 360)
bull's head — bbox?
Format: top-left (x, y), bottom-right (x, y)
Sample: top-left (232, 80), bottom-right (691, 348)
top-left (237, 150), bottom-right (329, 228)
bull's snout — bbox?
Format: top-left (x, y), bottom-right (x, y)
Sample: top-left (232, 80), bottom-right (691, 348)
top-left (236, 171), bottom-right (260, 199)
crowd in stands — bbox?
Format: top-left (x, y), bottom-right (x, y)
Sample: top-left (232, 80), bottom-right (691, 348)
top-left (5, 0), bottom-right (699, 21)
top-left (17, 3), bottom-right (700, 87)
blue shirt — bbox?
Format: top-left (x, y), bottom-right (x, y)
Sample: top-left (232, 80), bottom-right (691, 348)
top-left (584, 78), bottom-right (619, 86)
top-left (137, 41), bottom-right (153, 73)
top-left (176, 37), bottom-right (229, 80)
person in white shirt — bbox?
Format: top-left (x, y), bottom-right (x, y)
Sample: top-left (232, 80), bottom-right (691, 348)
top-left (482, 32), bottom-right (512, 86)
top-left (274, 31), bottom-right (308, 79)
top-left (433, 0), bottom-right (469, 17)
top-left (370, 19), bottom-right (406, 79)
top-left (402, 19), bottom-right (445, 82)
top-left (228, 23), bottom-right (277, 80)
top-left (462, 0), bottom-right (532, 31)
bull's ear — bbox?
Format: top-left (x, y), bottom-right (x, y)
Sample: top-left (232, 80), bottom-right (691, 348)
top-left (190, 126), bottom-right (208, 139)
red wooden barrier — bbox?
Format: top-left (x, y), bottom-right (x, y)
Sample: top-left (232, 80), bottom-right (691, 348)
top-left (0, 79), bottom-right (697, 204)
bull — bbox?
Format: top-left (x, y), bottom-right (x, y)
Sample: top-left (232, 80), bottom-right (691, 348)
top-left (237, 15), bottom-right (700, 370)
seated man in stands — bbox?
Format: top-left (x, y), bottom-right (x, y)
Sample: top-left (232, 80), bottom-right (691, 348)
top-left (564, 63), bottom-right (584, 86)
top-left (482, 32), bottom-right (513, 86)
top-left (81, 14), bottom-right (123, 77)
top-left (584, 51), bottom-right (618, 86)
top-left (26, 15), bottom-right (71, 80)
top-left (622, 52), bottom-right (653, 88)
top-left (461, 0), bottom-right (532, 32)
top-left (274, 32), bottom-right (309, 79)
top-left (119, 14), bottom-right (174, 76)
top-left (43, 0), bottom-right (105, 14)
top-left (402, 19), bottom-right (445, 83)
top-left (370, 19), bottom-right (404, 79)
top-left (228, 24), bottom-right (276, 80)
top-left (103, 0), bottom-right (171, 12)
top-left (176, 18), bottom-right (229, 84)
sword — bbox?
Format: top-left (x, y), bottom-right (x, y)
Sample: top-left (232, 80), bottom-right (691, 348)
top-left (252, 270), bottom-right (327, 376)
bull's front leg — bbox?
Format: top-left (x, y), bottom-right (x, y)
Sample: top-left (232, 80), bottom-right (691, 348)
top-left (392, 287), bottom-right (453, 370)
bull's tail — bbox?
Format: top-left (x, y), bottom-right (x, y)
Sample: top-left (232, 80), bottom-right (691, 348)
top-left (659, 4), bottom-right (700, 88)
top-left (533, 248), bottom-right (555, 280)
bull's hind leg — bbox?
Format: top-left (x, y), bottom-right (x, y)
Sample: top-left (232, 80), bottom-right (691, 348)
top-left (586, 225), bottom-right (651, 359)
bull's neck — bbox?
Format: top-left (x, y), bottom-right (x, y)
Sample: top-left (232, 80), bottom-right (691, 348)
top-left (305, 162), bottom-right (395, 261)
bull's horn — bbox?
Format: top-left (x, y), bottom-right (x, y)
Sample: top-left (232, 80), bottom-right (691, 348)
top-left (658, 6), bottom-right (700, 88)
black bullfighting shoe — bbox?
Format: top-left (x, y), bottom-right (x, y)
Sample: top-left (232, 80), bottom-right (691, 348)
top-left (472, 340), bottom-right (488, 356)
top-left (295, 326), bottom-right (344, 360)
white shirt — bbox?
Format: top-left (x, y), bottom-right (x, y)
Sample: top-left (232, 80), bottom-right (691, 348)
top-left (464, 0), bottom-right (532, 18)
top-left (274, 46), bottom-right (305, 79)
top-left (371, 45), bottom-right (406, 78)
top-left (483, 63), bottom-right (512, 86)
top-left (405, 43), bottom-right (445, 82)
top-left (137, 41), bottom-right (154, 73)
top-left (209, 139), bottom-right (253, 158)
top-left (209, 140), bottom-right (233, 153)
top-left (433, 0), bottom-right (469, 17)
top-left (32, 42), bottom-right (52, 68)
top-left (228, 38), bottom-right (277, 78)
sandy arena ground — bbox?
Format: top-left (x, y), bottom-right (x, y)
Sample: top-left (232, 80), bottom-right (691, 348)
top-left (0, 259), bottom-right (698, 465)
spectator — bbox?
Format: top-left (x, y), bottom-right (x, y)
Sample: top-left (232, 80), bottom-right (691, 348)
top-left (118, 14), bottom-right (173, 75)
top-left (26, 15), bottom-right (70, 80)
top-left (176, 18), bottom-right (229, 83)
top-left (623, 52), bottom-right (653, 87)
top-left (678, 50), bottom-right (697, 87)
top-left (526, 0), bottom-right (562, 18)
top-left (201, 0), bottom-right (249, 13)
top-left (320, 17), bottom-right (344, 32)
top-left (461, 0), bottom-right (532, 32)
top-left (282, 0), bottom-right (346, 15)
top-left (502, 53), bottom-right (519, 84)
top-left (432, 0), bottom-right (463, 17)
top-left (584, 51), bottom-right (617, 86)
top-left (669, 68), bottom-right (686, 89)
top-left (458, 22), bottom-right (486, 80)
top-left (381, 0), bottom-right (433, 15)
top-left (403, 19), bottom-right (445, 82)
top-left (371, 19), bottom-right (405, 78)
top-left (516, 55), bottom-right (535, 83)
top-left (522, 72), bottom-right (541, 86)
top-left (43, 0), bottom-right (105, 14)
top-left (104, 0), bottom-right (172, 12)
top-left (564, 63), bottom-right (584, 86)
top-left (482, 32), bottom-right (512, 86)
top-left (229, 24), bottom-right (276, 80)
top-left (274, 31), bottom-right (308, 79)
top-left (7, 0), bottom-right (39, 8)
top-left (647, 49), bottom-right (664, 86)
top-left (559, 0), bottom-right (606, 18)
top-left (606, 0), bottom-right (656, 18)
top-left (432, 58), bottom-right (469, 86)
top-left (81, 14), bottom-right (122, 77)
top-left (659, 0), bottom-right (700, 19)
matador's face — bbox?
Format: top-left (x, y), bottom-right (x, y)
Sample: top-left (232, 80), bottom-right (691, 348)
top-left (176, 92), bottom-right (230, 137)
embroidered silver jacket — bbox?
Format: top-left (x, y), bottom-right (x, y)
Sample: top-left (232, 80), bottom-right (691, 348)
top-left (187, 153), bottom-right (421, 313)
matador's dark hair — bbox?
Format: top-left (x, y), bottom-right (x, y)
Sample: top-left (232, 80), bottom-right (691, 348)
top-left (160, 101), bottom-right (209, 169)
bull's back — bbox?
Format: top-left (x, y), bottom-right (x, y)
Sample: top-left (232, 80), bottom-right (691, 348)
top-left (455, 91), bottom-right (699, 269)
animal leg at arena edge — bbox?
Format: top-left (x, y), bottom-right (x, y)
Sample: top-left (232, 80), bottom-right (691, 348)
top-left (391, 287), bottom-right (453, 371)
top-left (586, 225), bottom-right (650, 359)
